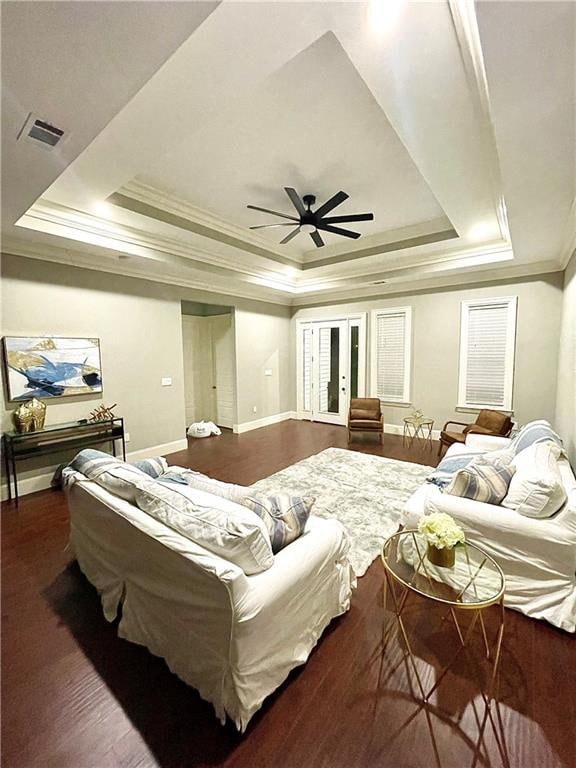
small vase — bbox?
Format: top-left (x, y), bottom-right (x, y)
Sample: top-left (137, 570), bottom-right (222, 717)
top-left (427, 543), bottom-right (455, 568)
top-left (13, 403), bottom-right (34, 433)
top-left (28, 397), bottom-right (47, 430)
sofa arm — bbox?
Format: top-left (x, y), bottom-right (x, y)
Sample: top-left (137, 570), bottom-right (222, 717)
top-left (465, 434), bottom-right (511, 452)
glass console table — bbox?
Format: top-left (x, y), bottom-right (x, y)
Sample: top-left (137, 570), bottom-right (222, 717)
top-left (2, 417), bottom-right (125, 505)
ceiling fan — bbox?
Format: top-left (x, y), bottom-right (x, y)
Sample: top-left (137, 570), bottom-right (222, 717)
top-left (247, 187), bottom-right (374, 248)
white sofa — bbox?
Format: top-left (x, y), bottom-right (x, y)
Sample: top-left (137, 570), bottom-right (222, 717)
top-left (66, 479), bottom-right (355, 730)
top-left (404, 433), bottom-right (576, 632)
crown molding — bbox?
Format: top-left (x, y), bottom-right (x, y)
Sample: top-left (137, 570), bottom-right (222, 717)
top-left (113, 179), bottom-right (301, 266)
top-left (1, 236), bottom-right (294, 306)
top-left (448, 0), bottom-right (511, 244)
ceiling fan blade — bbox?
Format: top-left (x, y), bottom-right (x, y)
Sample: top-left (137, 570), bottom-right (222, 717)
top-left (247, 204), bottom-right (299, 222)
top-left (316, 222), bottom-right (361, 239)
top-left (280, 227), bottom-right (301, 244)
top-left (314, 190), bottom-right (349, 218)
top-left (284, 187), bottom-right (306, 217)
top-left (249, 223), bottom-right (297, 229)
top-left (321, 213), bottom-right (374, 224)
top-left (310, 230), bottom-right (324, 248)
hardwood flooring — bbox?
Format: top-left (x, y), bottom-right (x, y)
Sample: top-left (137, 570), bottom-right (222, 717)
top-left (2, 420), bottom-right (575, 768)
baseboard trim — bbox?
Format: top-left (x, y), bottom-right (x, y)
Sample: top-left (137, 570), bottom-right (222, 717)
top-left (233, 411), bottom-right (296, 435)
top-left (292, 414), bottom-right (440, 441)
top-left (0, 437), bottom-right (189, 502)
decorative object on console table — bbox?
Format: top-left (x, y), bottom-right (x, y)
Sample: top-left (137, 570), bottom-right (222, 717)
top-left (13, 402), bottom-right (34, 433)
top-left (2, 336), bottom-right (102, 400)
top-left (28, 397), bottom-right (47, 430)
top-left (89, 403), bottom-right (117, 422)
top-left (2, 417), bottom-right (125, 506)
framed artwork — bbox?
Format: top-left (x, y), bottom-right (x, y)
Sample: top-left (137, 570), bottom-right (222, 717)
top-left (2, 336), bottom-right (103, 401)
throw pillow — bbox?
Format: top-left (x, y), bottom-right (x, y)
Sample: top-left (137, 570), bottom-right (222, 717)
top-left (241, 493), bottom-right (315, 553)
top-left (445, 458), bottom-right (515, 504)
top-left (134, 482), bottom-right (274, 574)
top-left (509, 420), bottom-right (563, 455)
top-left (427, 450), bottom-right (484, 489)
top-left (502, 440), bottom-right (567, 518)
top-left (131, 456), bottom-right (168, 478)
top-left (159, 467), bottom-right (251, 502)
top-left (68, 449), bottom-right (152, 502)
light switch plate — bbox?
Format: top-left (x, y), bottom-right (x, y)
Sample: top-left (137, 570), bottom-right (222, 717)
top-left (264, 369), bottom-right (273, 376)
top-left (161, 377), bottom-right (172, 387)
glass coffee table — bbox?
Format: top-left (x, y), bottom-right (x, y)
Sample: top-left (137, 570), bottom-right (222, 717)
top-left (380, 529), bottom-right (506, 748)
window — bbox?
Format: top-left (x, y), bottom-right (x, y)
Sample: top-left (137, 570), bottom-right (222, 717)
top-left (458, 297), bottom-right (517, 411)
top-left (371, 307), bottom-right (412, 404)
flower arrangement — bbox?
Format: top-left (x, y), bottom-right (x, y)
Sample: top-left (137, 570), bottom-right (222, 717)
top-left (418, 512), bottom-right (465, 551)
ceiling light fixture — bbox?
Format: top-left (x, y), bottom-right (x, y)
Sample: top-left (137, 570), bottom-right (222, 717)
top-left (300, 223), bottom-right (316, 235)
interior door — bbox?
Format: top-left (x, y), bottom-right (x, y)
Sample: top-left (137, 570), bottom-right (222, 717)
top-left (210, 314), bottom-right (235, 429)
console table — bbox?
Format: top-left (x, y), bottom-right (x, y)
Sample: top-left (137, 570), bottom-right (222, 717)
top-left (3, 417), bottom-right (125, 505)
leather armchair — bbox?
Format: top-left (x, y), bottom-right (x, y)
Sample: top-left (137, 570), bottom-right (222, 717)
top-left (438, 409), bottom-right (513, 456)
top-left (348, 398), bottom-right (384, 444)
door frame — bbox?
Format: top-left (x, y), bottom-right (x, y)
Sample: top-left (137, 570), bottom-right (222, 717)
top-left (296, 313), bottom-right (368, 424)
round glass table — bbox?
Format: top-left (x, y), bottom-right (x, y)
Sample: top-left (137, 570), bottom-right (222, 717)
top-left (380, 530), bottom-right (506, 732)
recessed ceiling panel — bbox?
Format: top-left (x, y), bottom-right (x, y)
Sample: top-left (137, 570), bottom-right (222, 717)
top-left (136, 31), bottom-right (447, 254)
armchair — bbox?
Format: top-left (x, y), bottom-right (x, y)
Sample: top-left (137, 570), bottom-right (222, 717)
top-left (348, 398), bottom-right (384, 444)
top-left (438, 409), bottom-right (512, 456)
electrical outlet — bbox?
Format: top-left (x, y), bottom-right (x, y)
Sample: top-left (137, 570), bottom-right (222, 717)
top-left (161, 377), bottom-right (172, 387)
top-left (253, 406), bottom-right (257, 414)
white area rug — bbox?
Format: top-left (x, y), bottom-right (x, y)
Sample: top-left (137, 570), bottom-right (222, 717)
top-left (252, 447), bottom-right (432, 576)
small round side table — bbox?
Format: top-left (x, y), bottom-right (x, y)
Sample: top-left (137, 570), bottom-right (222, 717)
top-left (403, 415), bottom-right (434, 449)
top-left (380, 530), bottom-right (506, 763)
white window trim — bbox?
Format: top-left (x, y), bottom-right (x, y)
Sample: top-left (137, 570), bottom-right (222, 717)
top-left (457, 296), bottom-right (517, 411)
top-left (370, 306), bottom-right (412, 406)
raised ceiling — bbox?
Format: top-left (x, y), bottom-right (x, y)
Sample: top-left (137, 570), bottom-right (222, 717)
top-left (2, 1), bottom-right (574, 306)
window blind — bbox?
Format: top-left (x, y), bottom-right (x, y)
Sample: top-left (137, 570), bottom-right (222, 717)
top-left (460, 298), bottom-right (516, 409)
top-left (374, 309), bottom-right (410, 402)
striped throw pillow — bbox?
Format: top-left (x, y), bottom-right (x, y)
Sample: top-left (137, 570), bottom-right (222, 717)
top-left (509, 420), bottom-right (563, 455)
top-left (131, 456), bottom-right (168, 478)
top-left (241, 493), bottom-right (314, 552)
top-left (445, 458), bottom-right (515, 504)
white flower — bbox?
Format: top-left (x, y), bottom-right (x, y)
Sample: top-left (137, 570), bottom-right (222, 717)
top-left (417, 512), bottom-right (465, 550)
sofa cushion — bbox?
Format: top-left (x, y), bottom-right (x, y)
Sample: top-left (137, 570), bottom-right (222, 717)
top-left (349, 419), bottom-right (383, 430)
top-left (240, 493), bottom-right (314, 553)
top-left (509, 420), bottom-right (563, 455)
top-left (134, 482), bottom-right (274, 574)
top-left (131, 456), bottom-right (168, 478)
top-left (350, 408), bottom-right (380, 421)
top-left (159, 467), bottom-right (251, 502)
top-left (427, 450), bottom-right (484, 489)
top-left (69, 449), bottom-right (152, 502)
top-left (445, 454), bottom-right (515, 505)
top-left (502, 441), bottom-right (567, 518)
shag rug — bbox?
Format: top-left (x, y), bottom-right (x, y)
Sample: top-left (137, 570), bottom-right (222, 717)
top-left (252, 447), bottom-right (432, 576)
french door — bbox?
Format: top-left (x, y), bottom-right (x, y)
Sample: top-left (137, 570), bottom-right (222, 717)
top-left (297, 316), bottom-right (366, 426)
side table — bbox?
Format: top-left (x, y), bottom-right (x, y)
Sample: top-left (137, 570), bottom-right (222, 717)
top-left (403, 416), bottom-right (434, 448)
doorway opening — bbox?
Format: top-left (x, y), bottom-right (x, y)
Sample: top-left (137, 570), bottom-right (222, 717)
top-left (296, 314), bottom-right (367, 426)
top-left (181, 301), bottom-right (236, 430)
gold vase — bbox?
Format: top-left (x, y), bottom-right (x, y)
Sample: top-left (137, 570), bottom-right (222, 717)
top-left (28, 397), bottom-right (47, 430)
top-left (13, 402), bottom-right (34, 433)
top-left (427, 543), bottom-right (455, 568)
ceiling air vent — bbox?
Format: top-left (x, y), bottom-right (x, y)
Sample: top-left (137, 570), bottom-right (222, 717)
top-left (18, 113), bottom-right (66, 150)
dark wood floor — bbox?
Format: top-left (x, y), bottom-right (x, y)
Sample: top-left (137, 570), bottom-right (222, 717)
top-left (2, 421), bottom-right (575, 768)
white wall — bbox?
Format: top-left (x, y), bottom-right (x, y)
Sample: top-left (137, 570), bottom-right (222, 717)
top-left (234, 305), bottom-right (294, 426)
top-left (556, 252), bottom-right (576, 465)
top-left (293, 274), bottom-right (564, 433)
top-left (1, 255), bottom-right (187, 495)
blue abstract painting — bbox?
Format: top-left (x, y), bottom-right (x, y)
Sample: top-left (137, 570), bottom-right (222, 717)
top-left (3, 337), bottom-right (103, 400)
